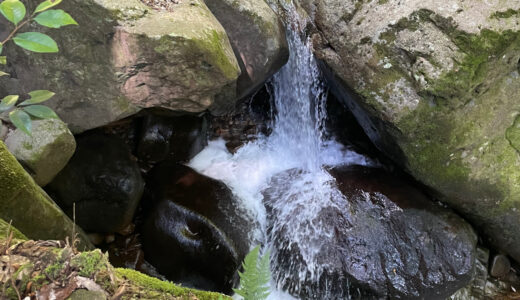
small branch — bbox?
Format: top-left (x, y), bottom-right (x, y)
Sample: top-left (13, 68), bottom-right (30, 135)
top-left (1, 18), bottom-right (31, 45)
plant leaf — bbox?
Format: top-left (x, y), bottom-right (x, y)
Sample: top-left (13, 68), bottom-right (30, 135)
top-left (34, 9), bottom-right (77, 28)
top-left (0, 0), bottom-right (26, 25)
top-left (9, 109), bottom-right (31, 136)
top-left (0, 44), bottom-right (3, 55)
top-left (19, 90), bottom-right (55, 105)
top-left (34, 0), bottom-right (63, 13)
top-left (23, 105), bottom-right (58, 119)
top-left (0, 95), bottom-right (18, 112)
top-left (0, 71), bottom-right (8, 76)
top-left (13, 32), bottom-right (58, 53)
top-left (233, 245), bottom-right (271, 300)
top-left (0, 56), bottom-right (5, 64)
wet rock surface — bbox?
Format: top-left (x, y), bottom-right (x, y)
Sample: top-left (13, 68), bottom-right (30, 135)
top-left (47, 133), bottom-right (144, 234)
top-left (210, 85), bottom-right (274, 153)
top-left (263, 165), bottom-right (477, 300)
top-left (141, 162), bottom-right (253, 294)
top-left (137, 113), bottom-right (208, 164)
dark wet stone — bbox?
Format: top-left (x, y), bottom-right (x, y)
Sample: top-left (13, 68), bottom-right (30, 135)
top-left (141, 162), bottom-right (253, 294)
top-left (490, 255), bottom-right (511, 278)
top-left (48, 133), bottom-right (144, 233)
top-left (210, 85), bottom-right (273, 153)
top-left (263, 165), bottom-right (477, 300)
top-left (137, 114), bottom-right (208, 164)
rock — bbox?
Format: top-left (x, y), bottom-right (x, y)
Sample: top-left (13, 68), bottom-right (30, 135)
top-left (0, 123), bottom-right (7, 141)
top-left (450, 247), bottom-right (520, 299)
top-left (263, 166), bottom-right (477, 299)
top-left (490, 255), bottom-right (511, 278)
top-left (0, 218), bottom-right (27, 241)
top-left (205, 0), bottom-right (289, 105)
top-left (292, 0), bottom-right (520, 263)
top-left (47, 133), bottom-right (144, 233)
top-left (0, 141), bottom-right (91, 250)
top-left (137, 115), bottom-right (173, 163)
top-left (142, 162), bottom-right (253, 294)
top-left (142, 201), bottom-right (239, 294)
top-left (210, 85), bottom-right (274, 153)
top-left (0, 0), bottom-right (240, 133)
top-left (137, 113), bottom-right (208, 164)
top-left (5, 119), bottom-right (76, 186)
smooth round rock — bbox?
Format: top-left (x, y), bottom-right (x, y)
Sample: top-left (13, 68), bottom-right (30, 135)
top-left (490, 254), bottom-right (511, 278)
top-left (48, 133), bottom-right (144, 233)
top-left (141, 162), bottom-right (253, 294)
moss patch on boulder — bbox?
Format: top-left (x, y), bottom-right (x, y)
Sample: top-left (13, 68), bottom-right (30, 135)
top-left (0, 141), bottom-right (91, 250)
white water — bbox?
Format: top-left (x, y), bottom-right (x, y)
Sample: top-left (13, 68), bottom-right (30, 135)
top-left (189, 2), bottom-right (373, 298)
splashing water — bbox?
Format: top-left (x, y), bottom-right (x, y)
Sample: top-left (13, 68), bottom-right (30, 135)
top-left (189, 2), bottom-right (373, 298)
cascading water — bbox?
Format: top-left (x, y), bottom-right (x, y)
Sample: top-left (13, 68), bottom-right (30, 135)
top-left (189, 2), bottom-right (373, 298)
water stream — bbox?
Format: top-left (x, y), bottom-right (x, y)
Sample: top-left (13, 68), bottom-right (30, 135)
top-left (189, 2), bottom-right (373, 298)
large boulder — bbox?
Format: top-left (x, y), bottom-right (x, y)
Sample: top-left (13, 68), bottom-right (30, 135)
top-left (5, 119), bottom-right (76, 186)
top-left (47, 133), bottom-right (144, 234)
top-left (0, 0), bottom-right (240, 133)
top-left (295, 0), bottom-right (520, 262)
top-left (0, 141), bottom-right (91, 249)
top-left (205, 0), bottom-right (289, 104)
top-left (142, 162), bottom-right (253, 294)
top-left (264, 166), bottom-right (477, 299)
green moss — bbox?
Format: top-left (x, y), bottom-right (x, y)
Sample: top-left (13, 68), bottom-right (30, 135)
top-left (0, 218), bottom-right (27, 240)
top-left (196, 29), bottom-right (240, 81)
top-left (70, 250), bottom-right (106, 278)
top-left (428, 29), bottom-right (520, 102)
top-left (44, 262), bottom-right (64, 280)
top-left (115, 268), bottom-right (231, 300)
top-left (377, 9), bottom-right (520, 105)
top-left (0, 141), bottom-right (92, 250)
top-left (491, 9), bottom-right (520, 19)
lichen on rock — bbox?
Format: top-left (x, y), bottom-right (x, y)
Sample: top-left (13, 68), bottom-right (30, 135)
top-left (294, 0), bottom-right (520, 263)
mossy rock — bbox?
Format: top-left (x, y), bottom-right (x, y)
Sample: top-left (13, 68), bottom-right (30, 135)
top-left (301, 0), bottom-right (520, 262)
top-left (0, 218), bottom-right (27, 242)
top-left (205, 0), bottom-right (289, 103)
top-left (0, 0), bottom-right (240, 133)
top-left (5, 118), bottom-right (76, 186)
top-left (0, 141), bottom-right (92, 250)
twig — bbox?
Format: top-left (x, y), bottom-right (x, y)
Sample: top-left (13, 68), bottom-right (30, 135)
top-left (1, 19), bottom-right (31, 45)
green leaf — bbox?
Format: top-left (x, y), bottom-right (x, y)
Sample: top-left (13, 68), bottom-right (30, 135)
top-left (34, 9), bottom-right (77, 28)
top-left (0, 0), bottom-right (26, 25)
top-left (233, 245), bottom-right (271, 300)
top-left (13, 32), bottom-right (58, 53)
top-left (19, 90), bottom-right (55, 105)
top-left (0, 71), bottom-right (8, 76)
top-left (0, 44), bottom-right (3, 55)
top-left (9, 109), bottom-right (31, 136)
top-left (0, 95), bottom-right (18, 112)
top-left (22, 105), bottom-right (58, 119)
top-left (34, 0), bottom-right (63, 13)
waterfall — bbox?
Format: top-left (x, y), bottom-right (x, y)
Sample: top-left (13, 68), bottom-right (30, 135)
top-left (189, 1), bottom-right (373, 298)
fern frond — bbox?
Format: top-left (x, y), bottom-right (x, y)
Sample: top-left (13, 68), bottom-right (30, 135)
top-left (233, 245), bottom-right (271, 300)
